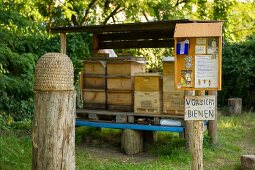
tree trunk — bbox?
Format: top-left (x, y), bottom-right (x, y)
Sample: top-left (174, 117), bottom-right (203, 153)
top-left (32, 91), bottom-right (76, 170)
top-left (121, 129), bottom-right (143, 155)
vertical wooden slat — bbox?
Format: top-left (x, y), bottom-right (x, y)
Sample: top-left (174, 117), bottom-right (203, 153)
top-left (92, 34), bottom-right (99, 55)
top-left (208, 90), bottom-right (217, 144)
top-left (60, 33), bottom-right (67, 54)
top-left (184, 90), bottom-right (194, 149)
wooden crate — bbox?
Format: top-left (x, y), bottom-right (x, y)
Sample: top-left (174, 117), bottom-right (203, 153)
top-left (84, 76), bottom-right (106, 89)
top-left (163, 92), bottom-right (184, 115)
top-left (84, 61), bottom-right (106, 75)
top-left (163, 61), bottom-right (175, 75)
top-left (83, 89), bottom-right (106, 104)
top-left (134, 73), bottom-right (162, 92)
top-left (107, 61), bottom-right (145, 76)
top-left (163, 75), bottom-right (182, 93)
top-left (107, 90), bottom-right (133, 105)
top-left (107, 76), bottom-right (133, 91)
top-left (134, 91), bottom-right (162, 114)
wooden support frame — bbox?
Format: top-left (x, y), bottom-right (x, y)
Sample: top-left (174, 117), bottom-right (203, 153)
top-left (60, 33), bottom-right (67, 54)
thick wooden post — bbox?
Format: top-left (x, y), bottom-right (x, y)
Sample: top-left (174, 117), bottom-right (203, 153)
top-left (208, 90), bottom-right (217, 144)
top-left (143, 131), bottom-right (157, 150)
top-left (228, 98), bottom-right (242, 115)
top-left (121, 129), bottom-right (143, 155)
top-left (184, 90), bottom-right (194, 149)
top-left (60, 33), bottom-right (67, 54)
top-left (191, 90), bottom-right (204, 170)
top-left (32, 53), bottom-right (75, 170)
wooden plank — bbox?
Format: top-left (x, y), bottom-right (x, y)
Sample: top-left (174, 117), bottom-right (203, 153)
top-left (83, 103), bottom-right (106, 110)
top-left (51, 20), bottom-right (181, 33)
top-left (107, 77), bottom-right (134, 91)
top-left (84, 61), bottom-right (106, 75)
top-left (97, 31), bottom-right (173, 41)
top-left (76, 109), bottom-right (184, 118)
top-left (84, 77), bottom-right (106, 89)
top-left (107, 91), bottom-right (133, 105)
top-left (107, 62), bottom-right (145, 76)
top-left (108, 104), bottom-right (134, 112)
top-left (60, 33), bottom-right (66, 54)
top-left (99, 39), bottom-right (174, 49)
top-left (83, 89), bottom-right (106, 104)
top-left (51, 20), bottom-right (221, 34)
top-left (174, 23), bottom-right (223, 37)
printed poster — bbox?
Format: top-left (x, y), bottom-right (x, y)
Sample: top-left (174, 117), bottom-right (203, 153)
top-left (181, 70), bottom-right (192, 87)
top-left (195, 55), bottom-right (218, 88)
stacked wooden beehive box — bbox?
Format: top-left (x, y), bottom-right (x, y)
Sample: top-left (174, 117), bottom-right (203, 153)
top-left (107, 56), bottom-right (146, 111)
top-left (82, 57), bottom-right (107, 109)
top-left (134, 73), bottom-right (163, 114)
top-left (162, 57), bottom-right (184, 115)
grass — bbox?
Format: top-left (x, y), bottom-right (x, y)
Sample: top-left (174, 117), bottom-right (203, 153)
top-left (0, 112), bottom-right (255, 170)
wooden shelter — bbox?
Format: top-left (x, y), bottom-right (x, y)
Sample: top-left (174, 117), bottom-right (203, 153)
top-left (50, 19), bottom-right (222, 53)
top-left (50, 19), bottom-right (222, 155)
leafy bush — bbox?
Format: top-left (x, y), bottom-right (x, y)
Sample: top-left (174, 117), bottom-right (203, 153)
top-left (219, 34), bottom-right (255, 108)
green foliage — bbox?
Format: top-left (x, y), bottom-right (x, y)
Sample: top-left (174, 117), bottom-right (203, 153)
top-left (219, 34), bottom-right (255, 108)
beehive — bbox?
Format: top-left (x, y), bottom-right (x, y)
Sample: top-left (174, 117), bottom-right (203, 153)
top-left (134, 91), bottom-right (162, 114)
top-left (134, 73), bottom-right (162, 92)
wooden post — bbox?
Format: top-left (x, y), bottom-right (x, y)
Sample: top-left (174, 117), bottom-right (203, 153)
top-left (60, 33), bottom-right (67, 54)
top-left (208, 90), bottom-right (217, 144)
top-left (143, 131), bottom-right (157, 151)
top-left (121, 129), bottom-right (143, 155)
top-left (184, 90), bottom-right (194, 149)
top-left (32, 53), bottom-right (75, 170)
top-left (190, 90), bottom-right (205, 170)
top-left (92, 34), bottom-right (99, 55)
top-left (228, 98), bottom-right (242, 115)
top-left (241, 155), bottom-right (255, 170)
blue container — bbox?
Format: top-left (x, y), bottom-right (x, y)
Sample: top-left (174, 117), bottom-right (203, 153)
top-left (176, 40), bottom-right (189, 55)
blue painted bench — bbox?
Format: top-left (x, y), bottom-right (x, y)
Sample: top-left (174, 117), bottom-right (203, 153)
top-left (76, 119), bottom-right (185, 132)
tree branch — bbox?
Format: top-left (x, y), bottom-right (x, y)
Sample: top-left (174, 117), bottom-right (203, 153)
top-left (175, 0), bottom-right (189, 7)
top-left (142, 11), bottom-right (149, 21)
top-left (102, 4), bottom-right (123, 25)
top-left (80, 0), bottom-right (97, 25)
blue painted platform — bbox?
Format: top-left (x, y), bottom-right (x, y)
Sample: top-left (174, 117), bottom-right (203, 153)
top-left (76, 119), bottom-right (185, 132)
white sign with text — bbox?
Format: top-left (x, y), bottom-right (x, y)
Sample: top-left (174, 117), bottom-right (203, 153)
top-left (185, 95), bottom-right (216, 120)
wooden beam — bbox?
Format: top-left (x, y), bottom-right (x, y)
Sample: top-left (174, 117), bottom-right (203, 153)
top-left (92, 34), bottom-right (99, 54)
top-left (97, 31), bottom-right (174, 41)
top-left (98, 39), bottom-right (174, 49)
top-left (60, 33), bottom-right (66, 54)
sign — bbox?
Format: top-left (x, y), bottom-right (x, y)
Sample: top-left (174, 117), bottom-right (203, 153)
top-left (195, 55), bottom-right (218, 88)
top-left (185, 95), bottom-right (216, 120)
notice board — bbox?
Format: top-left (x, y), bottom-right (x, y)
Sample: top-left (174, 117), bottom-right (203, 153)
top-left (174, 23), bottom-right (223, 90)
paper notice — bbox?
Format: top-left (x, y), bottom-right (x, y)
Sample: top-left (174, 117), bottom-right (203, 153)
top-left (195, 55), bottom-right (218, 88)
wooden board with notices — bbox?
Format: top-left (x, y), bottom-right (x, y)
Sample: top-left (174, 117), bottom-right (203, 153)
top-left (174, 23), bottom-right (223, 91)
